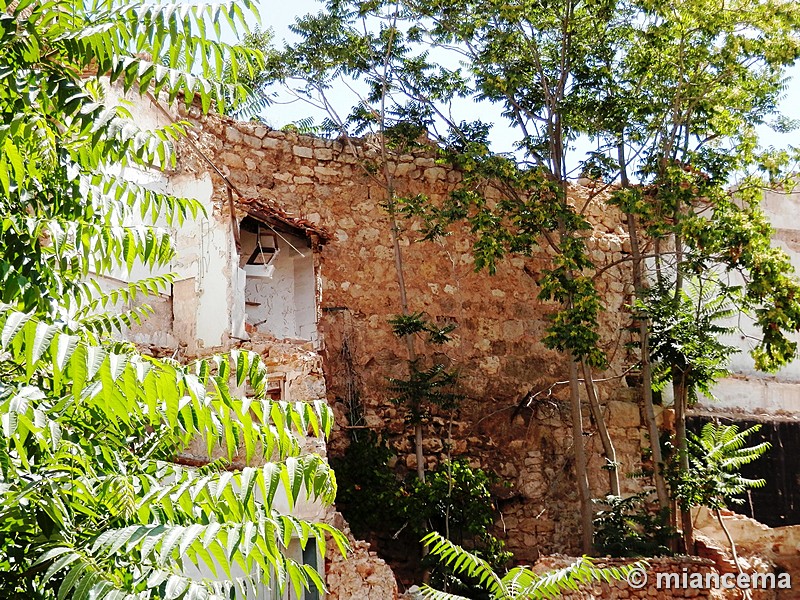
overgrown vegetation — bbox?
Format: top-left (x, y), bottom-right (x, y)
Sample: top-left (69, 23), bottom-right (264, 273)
top-left (388, 311), bottom-right (461, 481)
top-left (593, 493), bottom-right (675, 558)
top-left (330, 431), bottom-right (404, 536)
top-left (669, 421), bottom-right (770, 577)
top-left (676, 423), bottom-right (771, 513)
top-left (260, 0), bottom-right (800, 560)
top-left (332, 432), bottom-right (511, 596)
top-left (0, 2), bottom-right (345, 598)
top-left (5, 0), bottom-right (798, 595)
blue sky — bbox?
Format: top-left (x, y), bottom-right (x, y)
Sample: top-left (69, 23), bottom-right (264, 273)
top-left (253, 0), bottom-right (800, 160)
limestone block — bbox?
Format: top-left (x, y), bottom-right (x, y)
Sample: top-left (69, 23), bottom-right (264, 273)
top-left (225, 126), bottom-right (242, 143)
top-left (261, 136), bottom-right (289, 151)
top-left (314, 148), bottom-right (333, 160)
top-left (315, 166), bottom-right (339, 177)
top-left (240, 133), bottom-right (261, 148)
top-left (423, 166), bottom-right (447, 182)
top-left (392, 162), bottom-right (415, 177)
top-left (502, 320), bottom-right (525, 340)
top-left (218, 151), bottom-right (243, 169)
top-left (609, 400), bottom-right (641, 428)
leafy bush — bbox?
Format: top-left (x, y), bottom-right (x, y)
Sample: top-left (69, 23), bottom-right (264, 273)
top-left (407, 460), bottom-right (511, 596)
top-left (332, 435), bottom-right (511, 597)
top-left (329, 431), bottom-right (406, 537)
top-left (593, 493), bottom-right (675, 557)
top-left (333, 439), bottom-right (503, 544)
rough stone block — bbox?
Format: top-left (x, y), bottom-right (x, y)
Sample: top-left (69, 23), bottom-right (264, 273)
top-left (607, 400), bottom-right (641, 428)
top-left (261, 136), bottom-right (288, 151)
top-left (225, 126), bottom-right (242, 143)
top-left (293, 145), bottom-right (314, 158)
top-left (314, 148), bottom-right (333, 160)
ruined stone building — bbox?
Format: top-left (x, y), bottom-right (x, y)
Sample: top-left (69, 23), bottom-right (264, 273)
top-left (103, 88), bottom-right (799, 598)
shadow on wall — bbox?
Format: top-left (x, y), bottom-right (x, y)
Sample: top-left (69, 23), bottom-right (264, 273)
top-left (687, 415), bottom-right (800, 527)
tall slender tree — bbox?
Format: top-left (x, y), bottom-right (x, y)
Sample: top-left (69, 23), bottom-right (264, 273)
top-left (263, 0), bottom-right (800, 558)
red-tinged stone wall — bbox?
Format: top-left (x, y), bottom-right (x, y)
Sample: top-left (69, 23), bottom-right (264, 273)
top-left (530, 556), bottom-right (782, 600)
top-left (172, 107), bottom-right (668, 571)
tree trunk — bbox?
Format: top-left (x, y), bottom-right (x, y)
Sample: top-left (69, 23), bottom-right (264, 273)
top-left (616, 139), bottom-right (670, 513)
top-left (569, 357), bottom-right (594, 554)
top-left (716, 508), bottom-right (752, 600)
top-left (387, 210), bottom-right (425, 482)
top-left (626, 212), bottom-right (670, 511)
top-left (414, 422), bottom-right (425, 481)
top-left (673, 373), bottom-right (693, 553)
top-left (580, 359), bottom-right (621, 497)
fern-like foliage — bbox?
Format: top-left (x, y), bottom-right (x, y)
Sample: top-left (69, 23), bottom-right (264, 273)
top-left (388, 363), bottom-right (461, 422)
top-left (0, 2), bottom-right (346, 599)
top-left (0, 306), bottom-right (348, 599)
top-left (645, 276), bottom-right (737, 404)
top-left (0, 0), bottom-right (262, 313)
top-left (420, 532), bottom-right (640, 600)
top-left (672, 422), bottom-right (771, 511)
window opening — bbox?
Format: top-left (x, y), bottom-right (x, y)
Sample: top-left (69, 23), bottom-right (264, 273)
top-left (238, 216), bottom-right (318, 341)
top-left (245, 227), bottom-right (279, 278)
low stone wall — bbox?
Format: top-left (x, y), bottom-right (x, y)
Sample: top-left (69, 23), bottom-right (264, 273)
top-left (326, 522), bottom-right (399, 600)
top-left (695, 507), bottom-right (799, 600)
top-left (533, 556), bottom-right (780, 600)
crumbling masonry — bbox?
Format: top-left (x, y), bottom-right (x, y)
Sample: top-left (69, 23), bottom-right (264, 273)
top-left (111, 88), bottom-right (799, 599)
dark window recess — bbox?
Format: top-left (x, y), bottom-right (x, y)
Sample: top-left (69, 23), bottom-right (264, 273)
top-left (266, 377), bottom-right (284, 401)
top-left (687, 416), bottom-right (800, 527)
top-left (302, 539), bottom-right (319, 600)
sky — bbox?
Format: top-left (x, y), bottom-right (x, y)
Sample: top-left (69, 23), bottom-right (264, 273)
top-left (251, 0), bottom-right (800, 163)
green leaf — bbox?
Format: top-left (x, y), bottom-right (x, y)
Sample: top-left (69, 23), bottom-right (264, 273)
top-left (2, 310), bottom-right (32, 349)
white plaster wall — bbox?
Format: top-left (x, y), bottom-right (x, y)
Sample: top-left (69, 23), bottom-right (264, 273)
top-left (232, 267), bottom-right (249, 341)
top-left (294, 254), bottom-right (318, 342)
top-left (93, 82), bottom-right (237, 350)
top-left (242, 229), bottom-right (317, 341)
top-left (247, 245), bottom-right (297, 338)
top-left (698, 189), bottom-right (800, 416)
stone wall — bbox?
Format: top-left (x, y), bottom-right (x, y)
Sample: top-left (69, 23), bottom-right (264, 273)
top-left (531, 556), bottom-right (781, 600)
top-left (695, 507), bottom-right (800, 600)
top-left (176, 107), bottom-right (660, 569)
top-left (113, 92), bottom-right (799, 597)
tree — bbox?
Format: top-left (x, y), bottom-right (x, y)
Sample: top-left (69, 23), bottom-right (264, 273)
top-left (403, 0), bottom-right (800, 555)
top-left (600, 0), bottom-right (800, 549)
top-left (670, 422), bottom-right (770, 592)
top-left (266, 2), bottom-right (471, 485)
top-left (255, 0), bottom-right (800, 561)
top-left (420, 532), bottom-right (637, 600)
top-left (643, 276), bottom-right (738, 549)
top-left (222, 26), bottom-right (278, 119)
top-left (0, 1), bottom-right (345, 598)
top-left (268, 0), bottom-right (619, 553)
top-left (388, 312), bottom-right (461, 481)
